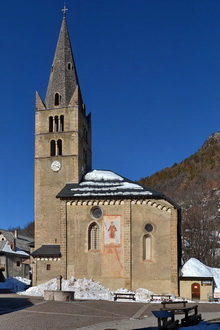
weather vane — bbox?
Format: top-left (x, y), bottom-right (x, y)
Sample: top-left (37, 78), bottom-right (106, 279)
top-left (62, 3), bottom-right (68, 16)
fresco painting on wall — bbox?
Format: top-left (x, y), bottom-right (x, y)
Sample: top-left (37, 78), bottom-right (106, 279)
top-left (104, 215), bottom-right (121, 245)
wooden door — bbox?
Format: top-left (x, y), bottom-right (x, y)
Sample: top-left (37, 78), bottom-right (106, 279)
top-left (191, 283), bottom-right (200, 300)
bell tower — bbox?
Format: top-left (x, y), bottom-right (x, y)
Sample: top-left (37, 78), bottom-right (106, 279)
top-left (34, 12), bottom-right (91, 253)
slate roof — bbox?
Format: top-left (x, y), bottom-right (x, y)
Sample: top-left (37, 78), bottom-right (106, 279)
top-left (0, 240), bottom-right (29, 257)
top-left (57, 170), bottom-right (166, 200)
top-left (0, 229), bottom-right (33, 253)
top-left (31, 245), bottom-right (61, 258)
top-left (45, 15), bottom-right (79, 109)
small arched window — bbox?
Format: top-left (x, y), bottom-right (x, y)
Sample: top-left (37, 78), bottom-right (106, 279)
top-left (49, 116), bottom-right (53, 132)
top-left (88, 222), bottom-right (100, 250)
top-left (50, 140), bottom-right (56, 156)
top-left (54, 93), bottom-right (60, 106)
top-left (143, 234), bottom-right (152, 261)
top-left (60, 115), bottom-right (64, 132)
top-left (57, 139), bottom-right (62, 156)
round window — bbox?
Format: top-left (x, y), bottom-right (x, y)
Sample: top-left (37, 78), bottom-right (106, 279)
top-left (145, 223), bottom-right (154, 232)
top-left (91, 207), bottom-right (102, 219)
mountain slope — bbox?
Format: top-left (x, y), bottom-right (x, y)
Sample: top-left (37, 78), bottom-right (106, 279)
top-left (138, 132), bottom-right (220, 267)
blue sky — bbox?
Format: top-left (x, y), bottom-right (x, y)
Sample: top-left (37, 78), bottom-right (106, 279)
top-left (1, 0), bottom-right (220, 229)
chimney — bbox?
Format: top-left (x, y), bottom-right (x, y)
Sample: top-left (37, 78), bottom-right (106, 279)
top-left (14, 229), bottom-right (18, 238)
top-left (12, 239), bottom-right (16, 251)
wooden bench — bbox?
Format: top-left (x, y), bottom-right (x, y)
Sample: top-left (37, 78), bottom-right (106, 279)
top-left (150, 294), bottom-right (172, 301)
top-left (161, 300), bottom-right (188, 313)
top-left (113, 292), bottom-right (135, 301)
top-left (181, 305), bottom-right (201, 327)
top-left (152, 310), bottom-right (179, 329)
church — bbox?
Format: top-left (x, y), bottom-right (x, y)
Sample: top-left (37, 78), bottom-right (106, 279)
top-left (32, 11), bottom-right (181, 295)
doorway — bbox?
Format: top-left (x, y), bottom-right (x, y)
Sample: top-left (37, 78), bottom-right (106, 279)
top-left (191, 283), bottom-right (200, 300)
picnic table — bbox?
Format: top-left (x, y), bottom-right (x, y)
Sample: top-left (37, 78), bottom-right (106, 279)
top-left (180, 305), bottom-right (201, 327)
top-left (161, 300), bottom-right (188, 312)
top-left (160, 301), bottom-right (201, 327)
top-left (152, 310), bottom-right (179, 329)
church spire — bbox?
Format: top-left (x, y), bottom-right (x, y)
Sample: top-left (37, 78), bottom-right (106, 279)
top-left (45, 14), bottom-right (79, 109)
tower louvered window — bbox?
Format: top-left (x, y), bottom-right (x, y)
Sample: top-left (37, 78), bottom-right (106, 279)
top-left (48, 116), bottom-right (64, 132)
top-left (89, 223), bottom-right (100, 250)
top-left (49, 116), bottom-right (53, 132)
top-left (54, 116), bottom-right (59, 132)
top-left (60, 115), bottom-right (64, 132)
top-left (50, 140), bottom-right (56, 156)
top-left (57, 139), bottom-right (62, 155)
top-left (50, 139), bottom-right (62, 156)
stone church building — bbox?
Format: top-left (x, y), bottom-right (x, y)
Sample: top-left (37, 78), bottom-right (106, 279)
top-left (32, 13), bottom-right (181, 295)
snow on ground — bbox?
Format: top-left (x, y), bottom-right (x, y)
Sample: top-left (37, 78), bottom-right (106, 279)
top-left (17, 278), bottom-right (154, 302)
top-left (182, 258), bottom-right (220, 292)
top-left (1, 257), bottom-right (219, 303)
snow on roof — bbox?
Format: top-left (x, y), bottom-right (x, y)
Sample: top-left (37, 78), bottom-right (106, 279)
top-left (84, 170), bottom-right (124, 182)
top-left (0, 240), bottom-right (29, 257)
top-left (182, 258), bottom-right (220, 288)
top-left (57, 170), bottom-right (162, 199)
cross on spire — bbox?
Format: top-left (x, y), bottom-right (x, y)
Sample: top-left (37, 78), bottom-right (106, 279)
top-left (62, 3), bottom-right (68, 16)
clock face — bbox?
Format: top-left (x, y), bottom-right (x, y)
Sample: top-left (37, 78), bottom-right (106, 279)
top-left (51, 161), bottom-right (61, 172)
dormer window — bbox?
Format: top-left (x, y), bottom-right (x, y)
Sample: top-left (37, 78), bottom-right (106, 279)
top-left (54, 93), bottom-right (61, 106)
top-left (67, 62), bottom-right (73, 70)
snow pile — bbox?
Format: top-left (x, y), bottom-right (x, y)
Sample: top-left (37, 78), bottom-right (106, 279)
top-left (182, 258), bottom-right (220, 289)
top-left (63, 278), bottom-right (113, 300)
top-left (135, 288), bottom-right (153, 301)
top-left (19, 278), bottom-right (57, 296)
top-left (84, 170), bottom-right (123, 182)
top-left (0, 277), bottom-right (31, 292)
top-left (19, 277), bottom-right (113, 300)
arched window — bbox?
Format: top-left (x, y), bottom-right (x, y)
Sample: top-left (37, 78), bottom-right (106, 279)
top-left (88, 222), bottom-right (100, 250)
top-left (50, 140), bottom-right (56, 156)
top-left (54, 93), bottom-right (60, 106)
top-left (57, 139), bottom-right (62, 156)
top-left (143, 234), bottom-right (152, 261)
top-left (67, 62), bottom-right (71, 70)
top-left (49, 116), bottom-right (53, 132)
top-left (60, 115), bottom-right (64, 132)
top-left (54, 116), bottom-right (59, 132)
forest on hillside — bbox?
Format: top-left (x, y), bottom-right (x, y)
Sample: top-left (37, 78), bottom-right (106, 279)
top-left (139, 132), bottom-right (220, 267)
